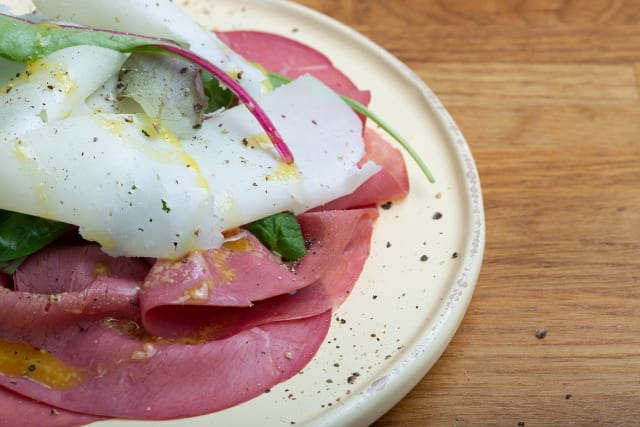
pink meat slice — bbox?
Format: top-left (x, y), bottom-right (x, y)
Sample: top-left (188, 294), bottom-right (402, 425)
top-left (0, 304), bottom-right (330, 419)
top-left (142, 208), bottom-right (378, 339)
top-left (0, 31), bottom-right (406, 423)
top-left (317, 127), bottom-right (410, 210)
top-left (14, 245), bottom-right (150, 294)
top-left (0, 209), bottom-right (375, 419)
top-left (217, 30), bottom-right (371, 106)
top-left (220, 30), bottom-right (410, 209)
top-left (0, 388), bottom-right (102, 427)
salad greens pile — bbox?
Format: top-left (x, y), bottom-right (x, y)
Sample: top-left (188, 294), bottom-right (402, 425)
top-left (0, 11), bottom-right (433, 273)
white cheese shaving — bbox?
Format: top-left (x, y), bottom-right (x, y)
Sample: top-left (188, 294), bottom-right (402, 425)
top-left (33, 0), bottom-right (270, 96)
top-left (0, 46), bottom-right (378, 259)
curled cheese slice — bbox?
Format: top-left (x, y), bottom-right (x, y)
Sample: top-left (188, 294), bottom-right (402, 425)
top-left (1, 49), bottom-right (378, 258)
top-left (33, 0), bottom-right (270, 96)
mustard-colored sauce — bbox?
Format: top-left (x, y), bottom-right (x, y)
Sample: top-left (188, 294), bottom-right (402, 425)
top-left (268, 162), bottom-right (302, 182)
top-left (0, 340), bottom-right (85, 390)
top-left (93, 262), bottom-right (111, 277)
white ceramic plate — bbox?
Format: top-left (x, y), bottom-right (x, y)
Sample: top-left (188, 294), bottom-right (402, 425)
top-left (4, 0), bottom-right (485, 425)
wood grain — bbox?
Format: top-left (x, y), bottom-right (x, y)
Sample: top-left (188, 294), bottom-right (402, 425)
top-left (293, 0), bottom-right (640, 425)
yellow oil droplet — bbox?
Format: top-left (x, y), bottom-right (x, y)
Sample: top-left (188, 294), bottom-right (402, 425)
top-left (131, 343), bottom-right (157, 361)
top-left (222, 234), bottom-right (254, 253)
top-left (160, 128), bottom-right (181, 148)
top-left (0, 340), bottom-right (85, 390)
top-left (93, 262), bottom-right (111, 277)
top-left (13, 139), bottom-right (34, 162)
top-left (246, 133), bottom-right (271, 150)
top-left (268, 163), bottom-right (302, 183)
top-left (82, 231), bottom-right (117, 251)
top-left (182, 279), bottom-right (212, 302)
top-left (52, 69), bottom-right (77, 94)
top-left (212, 250), bottom-right (236, 284)
top-left (24, 59), bottom-right (51, 77)
top-left (99, 117), bottom-right (126, 137)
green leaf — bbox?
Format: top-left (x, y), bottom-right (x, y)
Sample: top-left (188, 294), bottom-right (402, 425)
top-left (267, 71), bottom-right (436, 183)
top-left (201, 72), bottom-right (234, 113)
top-left (244, 212), bottom-right (307, 261)
top-left (0, 14), bottom-right (160, 62)
top-left (118, 52), bottom-right (208, 139)
top-left (0, 210), bottom-right (72, 272)
top-left (0, 13), bottom-right (294, 163)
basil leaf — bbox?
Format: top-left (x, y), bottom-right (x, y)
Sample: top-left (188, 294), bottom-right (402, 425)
top-left (0, 210), bottom-right (72, 265)
top-left (244, 212), bottom-right (307, 261)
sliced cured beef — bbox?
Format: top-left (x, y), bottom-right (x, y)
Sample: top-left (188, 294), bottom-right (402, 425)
top-left (0, 208), bottom-right (375, 419)
top-left (217, 30), bottom-right (371, 106)
top-left (0, 388), bottom-right (102, 427)
top-left (142, 208), bottom-right (378, 339)
top-left (14, 245), bottom-right (150, 294)
top-left (217, 31), bottom-right (409, 210)
top-left (317, 127), bottom-right (410, 210)
top-left (0, 308), bottom-right (331, 420)
top-left (0, 30), bottom-right (407, 423)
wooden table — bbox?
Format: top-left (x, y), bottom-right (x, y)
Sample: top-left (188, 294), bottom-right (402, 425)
top-left (294, 1), bottom-right (640, 425)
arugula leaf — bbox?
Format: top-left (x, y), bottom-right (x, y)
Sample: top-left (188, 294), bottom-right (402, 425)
top-left (0, 210), bottom-right (72, 273)
top-left (244, 212), bottom-right (307, 261)
top-left (267, 72), bottom-right (436, 183)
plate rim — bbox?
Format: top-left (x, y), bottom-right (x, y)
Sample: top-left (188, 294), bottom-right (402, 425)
top-left (264, 2), bottom-right (485, 425)
top-left (2, 0), bottom-right (486, 425)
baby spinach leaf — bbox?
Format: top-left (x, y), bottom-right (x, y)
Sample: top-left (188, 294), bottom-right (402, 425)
top-left (201, 72), bottom-right (234, 113)
top-left (244, 212), bottom-right (307, 261)
top-left (0, 210), bottom-right (72, 272)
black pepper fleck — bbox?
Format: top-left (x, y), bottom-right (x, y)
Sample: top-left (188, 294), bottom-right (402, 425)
top-left (420, 255), bottom-right (429, 262)
top-left (432, 211), bottom-right (443, 220)
top-left (380, 201), bottom-right (393, 210)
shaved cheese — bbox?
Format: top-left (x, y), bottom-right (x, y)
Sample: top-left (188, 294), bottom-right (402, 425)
top-left (0, 45), bottom-right (128, 141)
top-left (33, 0), bottom-right (270, 96)
top-left (0, 47), bottom-right (378, 258)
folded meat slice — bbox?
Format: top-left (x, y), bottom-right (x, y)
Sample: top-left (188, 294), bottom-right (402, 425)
top-left (317, 127), bottom-right (410, 210)
top-left (142, 208), bottom-right (378, 338)
top-left (14, 245), bottom-right (150, 294)
top-left (0, 305), bottom-right (331, 420)
top-left (0, 208), bottom-right (376, 419)
top-left (0, 28), bottom-right (409, 423)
